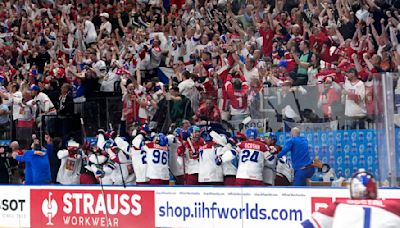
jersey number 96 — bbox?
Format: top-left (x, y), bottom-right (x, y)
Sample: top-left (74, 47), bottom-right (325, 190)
top-left (153, 150), bottom-right (168, 165)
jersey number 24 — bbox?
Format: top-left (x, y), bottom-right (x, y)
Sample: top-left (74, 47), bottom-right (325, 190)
top-left (241, 150), bottom-right (259, 163)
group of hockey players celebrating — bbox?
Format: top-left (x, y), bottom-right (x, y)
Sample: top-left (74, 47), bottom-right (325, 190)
top-left (56, 123), bottom-right (293, 186)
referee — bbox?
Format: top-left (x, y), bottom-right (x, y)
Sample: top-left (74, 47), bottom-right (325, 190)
top-left (277, 127), bottom-right (315, 186)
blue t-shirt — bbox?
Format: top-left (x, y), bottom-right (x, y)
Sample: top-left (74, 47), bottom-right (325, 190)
top-left (16, 150), bottom-right (51, 185)
top-left (278, 136), bottom-right (313, 170)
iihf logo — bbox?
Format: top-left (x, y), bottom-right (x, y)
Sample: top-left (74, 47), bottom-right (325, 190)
top-left (359, 145), bottom-right (365, 154)
top-left (366, 132), bottom-right (373, 141)
top-left (343, 132), bottom-right (349, 141)
top-left (351, 132), bottom-right (357, 141)
top-left (307, 134), bottom-right (312, 142)
top-left (328, 132), bottom-right (334, 142)
top-left (344, 145), bottom-right (350, 153)
top-left (321, 133), bottom-right (327, 142)
top-left (358, 132), bottom-right (364, 141)
top-left (336, 133), bottom-right (341, 141)
top-left (42, 192), bottom-right (58, 226)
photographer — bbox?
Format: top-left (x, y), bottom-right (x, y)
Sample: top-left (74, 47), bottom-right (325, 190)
top-left (0, 146), bottom-right (17, 184)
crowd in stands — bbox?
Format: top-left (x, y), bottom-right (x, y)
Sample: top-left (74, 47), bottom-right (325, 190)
top-left (0, 0), bottom-right (399, 185)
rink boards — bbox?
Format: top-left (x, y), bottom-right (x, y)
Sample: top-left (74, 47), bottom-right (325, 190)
top-left (1, 185), bottom-right (400, 228)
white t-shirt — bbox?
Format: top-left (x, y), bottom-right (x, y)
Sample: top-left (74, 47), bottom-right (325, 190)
top-left (243, 67), bottom-right (259, 82)
top-left (84, 20), bottom-right (97, 44)
top-left (8, 91), bottom-right (23, 120)
top-left (344, 79), bottom-right (367, 117)
top-left (100, 69), bottom-right (120, 92)
top-left (33, 92), bottom-right (56, 114)
top-left (100, 21), bottom-right (112, 35)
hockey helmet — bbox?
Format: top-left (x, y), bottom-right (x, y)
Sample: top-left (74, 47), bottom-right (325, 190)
top-left (350, 169), bottom-right (378, 200)
top-left (245, 128), bottom-right (258, 140)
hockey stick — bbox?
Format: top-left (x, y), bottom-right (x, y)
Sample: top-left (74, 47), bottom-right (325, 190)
top-left (81, 118), bottom-right (110, 228)
top-left (239, 116), bottom-right (252, 132)
top-left (109, 123), bottom-right (126, 188)
top-left (114, 137), bottom-right (129, 188)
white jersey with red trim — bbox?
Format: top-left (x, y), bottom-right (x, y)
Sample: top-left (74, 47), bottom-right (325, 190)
top-left (143, 142), bottom-right (170, 181)
top-left (236, 140), bottom-right (269, 181)
top-left (217, 145), bottom-right (238, 176)
top-left (198, 142), bottom-right (223, 183)
top-left (130, 147), bottom-right (148, 183)
top-left (177, 138), bottom-right (205, 175)
top-left (167, 135), bottom-right (184, 177)
top-left (109, 152), bottom-right (135, 185)
top-left (303, 199), bottom-right (400, 228)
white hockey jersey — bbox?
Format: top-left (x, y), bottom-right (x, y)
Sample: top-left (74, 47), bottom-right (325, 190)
top-left (167, 135), bottom-right (184, 177)
top-left (217, 145), bottom-right (238, 176)
top-left (130, 147), bottom-right (148, 183)
top-left (302, 199), bottom-right (400, 228)
top-left (108, 150), bottom-right (135, 185)
top-left (56, 149), bottom-right (82, 184)
top-left (198, 142), bottom-right (223, 183)
top-left (262, 146), bottom-right (279, 185)
top-left (236, 140), bottom-right (269, 181)
top-left (143, 142), bottom-right (170, 181)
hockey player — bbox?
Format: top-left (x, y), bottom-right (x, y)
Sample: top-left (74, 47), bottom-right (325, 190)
top-left (198, 132), bottom-right (223, 185)
top-left (142, 133), bottom-right (170, 185)
top-left (130, 124), bottom-right (151, 184)
top-left (262, 132), bottom-right (281, 186)
top-left (302, 170), bottom-right (400, 228)
top-left (236, 128), bottom-right (270, 186)
top-left (167, 130), bottom-right (185, 185)
top-left (109, 137), bottom-right (136, 185)
top-left (177, 126), bottom-right (205, 185)
top-left (215, 136), bottom-right (239, 186)
top-left (56, 140), bottom-right (82, 184)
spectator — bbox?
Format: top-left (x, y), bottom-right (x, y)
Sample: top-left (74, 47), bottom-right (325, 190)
top-left (57, 83), bottom-right (74, 141)
top-left (277, 127), bottom-right (315, 186)
top-left (194, 98), bottom-right (221, 123)
top-left (292, 40), bottom-right (312, 86)
top-left (0, 96), bottom-right (10, 135)
top-left (317, 77), bottom-right (341, 121)
top-left (343, 68), bottom-right (367, 129)
top-left (0, 82), bottom-right (22, 139)
top-left (153, 86), bottom-right (193, 132)
top-left (29, 84), bottom-right (56, 135)
top-left (226, 78), bottom-right (249, 120)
